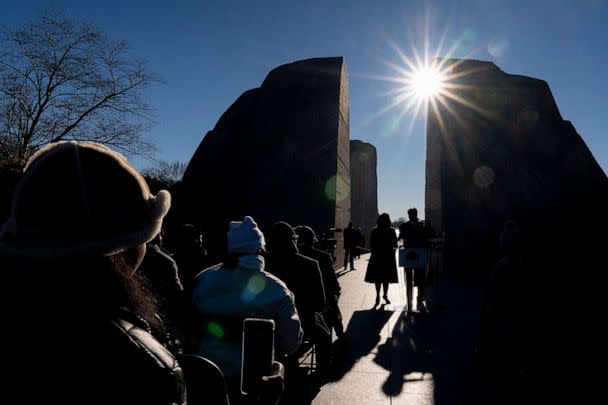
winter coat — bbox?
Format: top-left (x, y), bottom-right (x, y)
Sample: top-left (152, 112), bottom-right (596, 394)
top-left (298, 245), bottom-right (341, 300)
top-left (266, 252), bottom-right (326, 335)
top-left (191, 255), bottom-right (303, 377)
top-left (95, 311), bottom-right (188, 404)
top-left (5, 258), bottom-right (187, 405)
top-left (344, 226), bottom-right (359, 249)
top-left (11, 308), bottom-right (187, 404)
top-left (398, 220), bottom-right (433, 248)
top-left (174, 249), bottom-right (212, 297)
top-left (364, 226), bottom-right (399, 284)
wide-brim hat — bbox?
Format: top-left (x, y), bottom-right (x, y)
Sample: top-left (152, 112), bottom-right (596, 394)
top-left (0, 141), bottom-right (171, 259)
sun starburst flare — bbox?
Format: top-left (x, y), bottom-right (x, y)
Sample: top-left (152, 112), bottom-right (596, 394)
top-left (409, 65), bottom-right (446, 100)
top-left (358, 22), bottom-right (491, 136)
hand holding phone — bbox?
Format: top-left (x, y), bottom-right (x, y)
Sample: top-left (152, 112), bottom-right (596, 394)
top-left (241, 318), bottom-right (275, 396)
top-left (258, 361), bottom-right (285, 405)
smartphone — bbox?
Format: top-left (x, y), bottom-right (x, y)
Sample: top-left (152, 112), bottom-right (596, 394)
top-left (240, 318), bottom-right (275, 395)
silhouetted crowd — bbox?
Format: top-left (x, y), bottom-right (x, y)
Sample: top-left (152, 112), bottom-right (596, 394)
top-left (2, 141), bottom-right (602, 405)
top-left (0, 141), bottom-right (345, 405)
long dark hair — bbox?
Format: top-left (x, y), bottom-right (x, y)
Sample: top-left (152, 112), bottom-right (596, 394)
top-left (14, 252), bottom-right (163, 336)
top-left (108, 253), bottom-right (164, 333)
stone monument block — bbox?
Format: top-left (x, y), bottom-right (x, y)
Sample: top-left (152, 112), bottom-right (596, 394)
top-left (350, 140), bottom-right (378, 247)
top-left (180, 58), bottom-right (350, 262)
top-left (425, 59), bottom-right (608, 275)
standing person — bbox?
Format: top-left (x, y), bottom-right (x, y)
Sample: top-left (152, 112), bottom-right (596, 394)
top-left (398, 208), bottom-right (433, 312)
top-left (0, 141), bottom-right (186, 404)
top-left (295, 225), bottom-right (345, 338)
top-left (364, 213), bottom-right (399, 306)
top-left (343, 221), bottom-right (358, 270)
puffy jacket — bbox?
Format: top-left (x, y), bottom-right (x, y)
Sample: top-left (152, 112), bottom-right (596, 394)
top-left (11, 309), bottom-right (187, 404)
top-left (192, 259), bottom-right (303, 377)
top-left (78, 311), bottom-right (187, 404)
top-left (101, 313), bottom-right (187, 404)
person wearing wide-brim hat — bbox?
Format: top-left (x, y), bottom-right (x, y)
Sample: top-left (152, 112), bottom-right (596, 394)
top-left (0, 141), bottom-right (185, 404)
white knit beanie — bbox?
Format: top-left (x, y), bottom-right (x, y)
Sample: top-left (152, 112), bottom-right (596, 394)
top-left (227, 216), bottom-right (265, 255)
top-left (0, 141), bottom-right (171, 259)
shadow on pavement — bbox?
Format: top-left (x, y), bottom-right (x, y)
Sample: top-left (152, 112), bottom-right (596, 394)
top-left (374, 312), bottom-right (436, 397)
top-left (374, 307), bottom-right (484, 404)
top-left (279, 371), bottom-right (321, 405)
top-left (328, 308), bottom-right (392, 382)
top-left (335, 268), bottom-right (356, 278)
top-left (280, 309), bottom-right (391, 404)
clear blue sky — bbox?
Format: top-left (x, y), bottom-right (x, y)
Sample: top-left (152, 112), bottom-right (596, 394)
top-left (2, 0), bottom-right (606, 220)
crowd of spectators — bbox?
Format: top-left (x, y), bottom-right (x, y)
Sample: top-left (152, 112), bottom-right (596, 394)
top-left (0, 141), bottom-right (345, 404)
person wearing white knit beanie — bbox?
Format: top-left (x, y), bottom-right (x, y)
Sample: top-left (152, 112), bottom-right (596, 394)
top-left (191, 216), bottom-right (302, 401)
top-left (227, 216), bottom-right (265, 253)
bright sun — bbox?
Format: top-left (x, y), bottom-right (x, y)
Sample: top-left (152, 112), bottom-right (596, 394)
top-left (361, 26), bottom-right (481, 131)
top-left (412, 67), bottom-right (444, 99)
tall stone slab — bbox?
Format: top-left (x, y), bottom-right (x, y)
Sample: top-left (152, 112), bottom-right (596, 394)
top-left (180, 57), bottom-right (350, 261)
top-left (350, 140), bottom-right (378, 247)
top-left (425, 59), bottom-right (608, 275)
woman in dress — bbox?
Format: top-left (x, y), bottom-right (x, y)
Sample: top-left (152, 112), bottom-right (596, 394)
top-left (364, 213), bottom-right (398, 306)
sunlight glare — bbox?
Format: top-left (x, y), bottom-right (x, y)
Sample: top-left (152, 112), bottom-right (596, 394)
top-left (358, 14), bottom-right (485, 135)
top-left (412, 66), bottom-right (444, 99)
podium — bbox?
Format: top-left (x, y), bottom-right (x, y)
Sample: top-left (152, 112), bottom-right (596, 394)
top-left (398, 247), bottom-right (428, 269)
top-left (397, 236), bottom-right (446, 310)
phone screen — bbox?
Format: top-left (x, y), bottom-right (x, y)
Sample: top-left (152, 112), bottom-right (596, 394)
top-left (240, 318), bottom-right (275, 395)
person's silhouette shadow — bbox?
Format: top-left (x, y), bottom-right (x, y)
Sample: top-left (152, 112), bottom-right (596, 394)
top-left (328, 308), bottom-right (392, 382)
top-left (374, 312), bottom-right (436, 397)
top-left (281, 308), bottom-right (392, 404)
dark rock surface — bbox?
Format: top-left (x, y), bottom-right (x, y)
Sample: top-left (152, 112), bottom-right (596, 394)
top-left (425, 59), bottom-right (608, 276)
top-left (425, 60), bottom-right (607, 402)
top-left (179, 57), bottom-right (350, 262)
top-left (350, 140), bottom-right (378, 247)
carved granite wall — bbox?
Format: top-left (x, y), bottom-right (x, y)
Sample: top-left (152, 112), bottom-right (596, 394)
top-left (179, 57), bottom-right (350, 261)
top-left (425, 59), bottom-right (608, 275)
top-left (350, 140), bottom-right (378, 247)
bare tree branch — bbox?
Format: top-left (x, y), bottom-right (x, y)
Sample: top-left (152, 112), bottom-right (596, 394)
top-left (141, 160), bottom-right (187, 186)
top-left (0, 10), bottom-right (160, 161)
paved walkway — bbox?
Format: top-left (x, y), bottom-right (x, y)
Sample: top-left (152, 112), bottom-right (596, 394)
top-left (307, 253), bottom-right (485, 405)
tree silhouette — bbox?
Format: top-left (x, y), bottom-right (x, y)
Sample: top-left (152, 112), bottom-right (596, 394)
top-left (0, 10), bottom-right (160, 162)
top-left (142, 160), bottom-right (187, 188)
